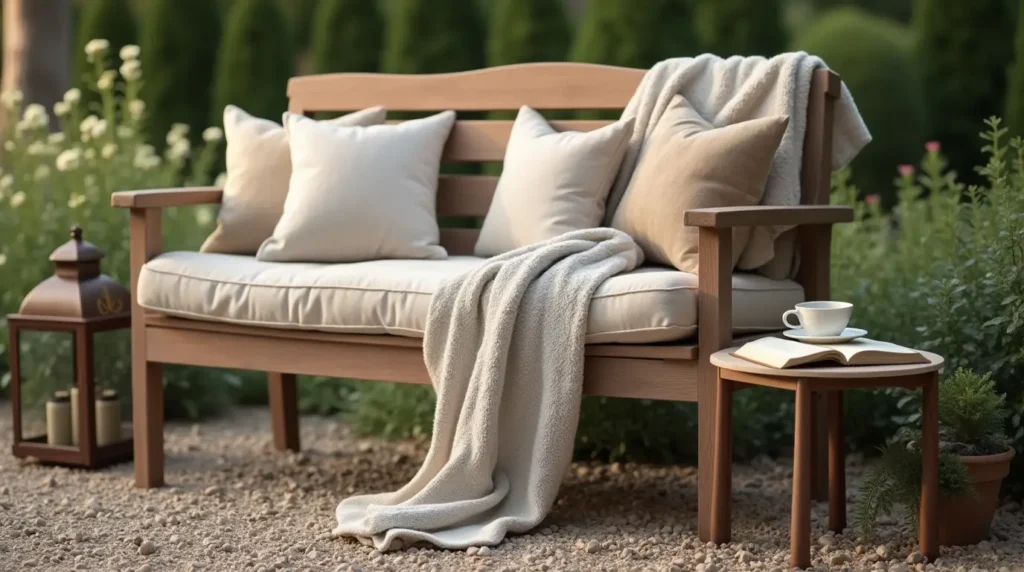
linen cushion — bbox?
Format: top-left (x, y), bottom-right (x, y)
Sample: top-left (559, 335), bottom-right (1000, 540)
top-left (201, 105), bottom-right (387, 255)
top-left (256, 110), bottom-right (456, 263)
top-left (138, 252), bottom-right (805, 344)
top-left (611, 94), bottom-right (788, 273)
top-left (474, 106), bottom-right (634, 256)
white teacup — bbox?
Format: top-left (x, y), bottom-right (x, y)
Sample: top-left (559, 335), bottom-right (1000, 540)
top-left (782, 301), bottom-right (853, 337)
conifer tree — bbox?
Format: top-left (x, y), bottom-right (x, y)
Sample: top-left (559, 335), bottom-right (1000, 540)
top-left (211, 0), bottom-right (294, 124)
top-left (311, 0), bottom-right (384, 74)
top-left (487, 0), bottom-right (571, 67)
top-left (140, 0), bottom-right (220, 145)
top-left (383, 0), bottom-right (485, 74)
top-left (695, 0), bottom-right (786, 56)
top-left (73, 0), bottom-right (137, 87)
top-left (1006, 0), bottom-right (1024, 136)
top-left (570, 0), bottom-right (697, 69)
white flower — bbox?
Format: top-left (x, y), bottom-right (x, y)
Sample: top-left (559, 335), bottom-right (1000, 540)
top-left (56, 148), bottom-right (82, 172)
top-left (120, 59), bottom-right (142, 81)
top-left (214, 172), bottom-right (228, 188)
top-left (9, 191), bottom-right (26, 207)
top-left (47, 132), bottom-right (65, 145)
top-left (0, 253), bottom-right (7, 267)
top-left (101, 143), bottom-right (118, 159)
top-left (119, 44), bottom-right (140, 61)
top-left (90, 119), bottom-right (108, 139)
top-left (97, 70), bottom-right (118, 91)
top-left (117, 125), bottom-right (135, 139)
top-left (79, 115), bottom-right (99, 139)
top-left (84, 148), bottom-right (96, 160)
top-left (195, 206), bottom-right (214, 226)
top-left (0, 175), bottom-right (13, 189)
top-left (84, 39), bottom-right (110, 62)
top-left (167, 138), bottom-right (191, 162)
top-left (128, 100), bottom-right (146, 121)
top-left (26, 141), bottom-right (47, 156)
top-left (33, 165), bottom-right (50, 181)
top-left (54, 101), bottom-right (71, 117)
top-left (3, 141), bottom-right (14, 152)
top-left (63, 88), bottom-right (82, 105)
top-left (166, 123), bottom-right (190, 146)
top-left (134, 145), bottom-right (161, 170)
top-left (67, 193), bottom-right (87, 209)
top-left (1, 89), bottom-right (23, 110)
top-left (22, 103), bottom-right (49, 130)
top-left (202, 126), bottom-right (224, 143)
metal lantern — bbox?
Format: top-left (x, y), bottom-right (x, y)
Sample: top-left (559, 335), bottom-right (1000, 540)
top-left (7, 225), bottom-right (133, 468)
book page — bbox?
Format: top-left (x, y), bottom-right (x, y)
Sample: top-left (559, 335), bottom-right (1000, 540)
top-left (733, 337), bottom-right (830, 368)
top-left (817, 339), bottom-right (919, 362)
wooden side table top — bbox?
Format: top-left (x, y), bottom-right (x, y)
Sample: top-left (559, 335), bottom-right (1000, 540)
top-left (710, 348), bottom-right (944, 379)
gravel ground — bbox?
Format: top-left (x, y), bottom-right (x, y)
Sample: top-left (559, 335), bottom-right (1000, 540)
top-left (1, 406), bottom-right (1022, 572)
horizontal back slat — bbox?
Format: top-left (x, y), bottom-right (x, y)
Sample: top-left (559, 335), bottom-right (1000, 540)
top-left (437, 175), bottom-right (496, 216)
top-left (439, 120), bottom-right (614, 162)
top-left (288, 62), bottom-right (644, 112)
top-left (440, 228), bottom-right (479, 255)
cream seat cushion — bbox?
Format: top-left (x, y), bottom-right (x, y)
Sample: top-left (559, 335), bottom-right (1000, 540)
top-left (138, 252), bottom-right (804, 344)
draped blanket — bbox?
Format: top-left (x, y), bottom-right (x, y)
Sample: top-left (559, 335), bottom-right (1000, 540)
top-left (335, 229), bottom-right (642, 550)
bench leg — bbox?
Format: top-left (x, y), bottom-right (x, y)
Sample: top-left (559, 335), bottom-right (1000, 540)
top-left (710, 374), bottom-right (733, 543)
top-left (133, 361), bottom-right (164, 487)
top-left (268, 373), bottom-right (300, 451)
top-left (697, 359), bottom-right (718, 542)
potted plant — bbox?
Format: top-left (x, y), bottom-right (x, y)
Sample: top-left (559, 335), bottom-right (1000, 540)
top-left (855, 368), bottom-right (1014, 545)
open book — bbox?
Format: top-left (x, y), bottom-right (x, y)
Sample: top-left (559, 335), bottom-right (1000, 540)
top-left (732, 337), bottom-right (928, 369)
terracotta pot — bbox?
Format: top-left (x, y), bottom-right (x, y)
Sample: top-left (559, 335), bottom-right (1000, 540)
top-left (938, 447), bottom-right (1015, 546)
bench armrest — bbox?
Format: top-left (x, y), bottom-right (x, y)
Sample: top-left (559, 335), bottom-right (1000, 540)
top-left (111, 187), bottom-right (223, 208)
top-left (683, 205), bottom-right (853, 228)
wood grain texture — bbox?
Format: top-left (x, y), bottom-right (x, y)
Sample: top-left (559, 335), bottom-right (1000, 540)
top-left (710, 373), bottom-right (733, 544)
top-left (800, 69), bottom-right (840, 206)
top-left (267, 373), bottom-right (300, 452)
top-left (130, 208), bottom-right (164, 487)
top-left (791, 380), bottom-right (813, 569)
top-left (919, 374), bottom-right (940, 561)
top-left (696, 227), bottom-right (733, 541)
top-left (439, 228), bottom-right (480, 256)
top-left (112, 187), bottom-right (223, 208)
top-left (828, 391), bottom-right (847, 532)
top-left (287, 63), bottom-right (644, 112)
top-left (683, 205), bottom-right (853, 228)
top-left (439, 120), bottom-right (613, 162)
top-left (436, 176), bottom-right (497, 216)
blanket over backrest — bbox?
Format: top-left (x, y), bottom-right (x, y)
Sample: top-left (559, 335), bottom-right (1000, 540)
top-left (606, 52), bottom-right (871, 278)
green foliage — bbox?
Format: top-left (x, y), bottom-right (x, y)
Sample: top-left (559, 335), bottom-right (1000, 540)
top-left (695, 0), bottom-right (787, 56)
top-left (212, 0), bottom-right (294, 125)
top-left (801, 0), bottom-right (913, 23)
top-left (1007, 1), bottom-right (1024, 136)
top-left (0, 44), bottom-right (233, 420)
top-left (140, 0), bottom-right (220, 147)
top-left (311, 0), bottom-right (384, 74)
top-left (938, 369), bottom-right (1011, 456)
top-left (487, 0), bottom-right (572, 67)
top-left (383, 0), bottom-right (485, 74)
top-left (349, 383), bottom-right (436, 441)
top-left (73, 0), bottom-right (137, 91)
top-left (792, 7), bottom-right (927, 205)
top-left (914, 0), bottom-right (1015, 181)
top-left (285, 0), bottom-right (319, 54)
top-left (570, 0), bottom-right (698, 68)
top-left (855, 444), bottom-right (972, 537)
top-left (833, 118), bottom-right (1024, 494)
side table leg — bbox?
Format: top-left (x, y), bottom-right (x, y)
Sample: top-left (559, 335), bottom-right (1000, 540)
top-left (711, 374), bottom-right (733, 543)
top-left (791, 381), bottom-right (813, 569)
top-left (827, 390), bottom-right (847, 533)
top-left (920, 374), bottom-right (940, 561)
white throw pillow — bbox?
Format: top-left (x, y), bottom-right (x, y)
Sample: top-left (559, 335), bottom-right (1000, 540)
top-left (200, 105), bottom-right (387, 254)
top-left (255, 110), bottom-right (456, 263)
top-left (474, 106), bottom-right (634, 257)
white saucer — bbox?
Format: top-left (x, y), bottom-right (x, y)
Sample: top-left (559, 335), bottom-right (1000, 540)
top-left (783, 327), bottom-right (867, 344)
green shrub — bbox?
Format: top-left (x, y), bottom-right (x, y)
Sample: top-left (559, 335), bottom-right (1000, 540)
top-left (488, 0), bottom-right (571, 67)
top-left (1007, 2), bottom-right (1024, 136)
top-left (802, 0), bottom-right (913, 23)
top-left (915, 0), bottom-right (1015, 181)
top-left (311, 0), bottom-right (384, 74)
top-left (0, 43), bottom-right (234, 420)
top-left (140, 0), bottom-right (220, 147)
top-left (383, 0), bottom-right (485, 74)
top-left (570, 0), bottom-right (698, 68)
top-left (285, 0), bottom-right (318, 55)
top-left (792, 7), bottom-right (927, 205)
top-left (212, 0), bottom-right (294, 125)
top-left (831, 119), bottom-right (1024, 493)
top-left (73, 0), bottom-right (137, 91)
top-left (695, 0), bottom-right (786, 56)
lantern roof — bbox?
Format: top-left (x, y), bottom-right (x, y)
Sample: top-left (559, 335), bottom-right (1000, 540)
top-left (49, 226), bottom-right (105, 263)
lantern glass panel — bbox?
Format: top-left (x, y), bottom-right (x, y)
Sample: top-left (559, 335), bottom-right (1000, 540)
top-left (94, 329), bottom-right (131, 418)
top-left (15, 330), bottom-right (75, 434)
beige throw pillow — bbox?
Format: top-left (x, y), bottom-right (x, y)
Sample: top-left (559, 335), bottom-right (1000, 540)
top-left (474, 106), bottom-right (634, 257)
top-left (255, 110), bottom-right (456, 263)
top-left (201, 105), bottom-right (387, 254)
top-left (611, 95), bottom-right (788, 274)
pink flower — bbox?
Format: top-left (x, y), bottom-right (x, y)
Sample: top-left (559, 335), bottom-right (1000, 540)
top-left (865, 194), bottom-right (881, 206)
top-left (898, 164), bottom-right (915, 177)
top-left (925, 141), bottom-right (941, 153)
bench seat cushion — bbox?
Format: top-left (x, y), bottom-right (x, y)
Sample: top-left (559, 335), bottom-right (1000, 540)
top-left (137, 252), bottom-right (804, 344)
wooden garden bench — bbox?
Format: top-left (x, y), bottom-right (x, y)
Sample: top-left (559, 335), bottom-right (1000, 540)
top-left (111, 62), bottom-right (852, 541)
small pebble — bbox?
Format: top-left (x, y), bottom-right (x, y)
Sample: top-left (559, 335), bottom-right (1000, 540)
top-left (138, 540), bottom-right (157, 556)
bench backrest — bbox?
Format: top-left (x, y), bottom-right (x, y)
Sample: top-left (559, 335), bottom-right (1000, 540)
top-left (287, 62), bottom-right (838, 255)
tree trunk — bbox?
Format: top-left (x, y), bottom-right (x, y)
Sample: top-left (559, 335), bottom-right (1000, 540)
top-left (0, 0), bottom-right (71, 133)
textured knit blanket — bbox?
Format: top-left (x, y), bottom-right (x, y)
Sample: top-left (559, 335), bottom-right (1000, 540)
top-left (334, 228), bottom-right (642, 550)
top-left (607, 52), bottom-right (871, 278)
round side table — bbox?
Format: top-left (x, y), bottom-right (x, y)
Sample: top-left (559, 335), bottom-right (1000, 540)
top-left (709, 348), bottom-right (945, 569)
